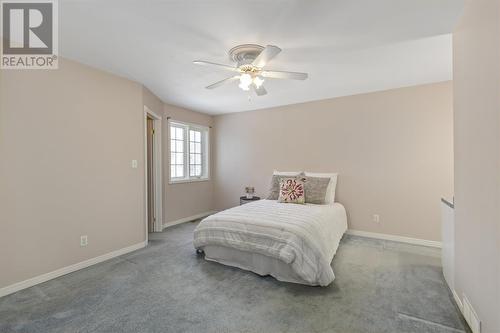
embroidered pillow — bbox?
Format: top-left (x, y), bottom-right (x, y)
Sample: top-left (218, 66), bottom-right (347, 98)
top-left (267, 171), bottom-right (304, 200)
top-left (278, 177), bottom-right (305, 204)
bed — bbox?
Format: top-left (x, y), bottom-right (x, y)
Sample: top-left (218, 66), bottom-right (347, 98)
top-left (193, 199), bottom-right (347, 286)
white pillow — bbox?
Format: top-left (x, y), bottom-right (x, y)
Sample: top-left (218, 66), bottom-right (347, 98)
top-left (273, 170), bottom-right (303, 176)
top-left (304, 172), bottom-right (338, 204)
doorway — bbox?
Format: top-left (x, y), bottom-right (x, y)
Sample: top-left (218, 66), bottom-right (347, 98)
top-left (146, 116), bottom-right (155, 233)
top-left (144, 107), bottom-right (163, 236)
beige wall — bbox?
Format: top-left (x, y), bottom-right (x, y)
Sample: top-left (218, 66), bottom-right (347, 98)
top-left (0, 59), bottom-right (146, 288)
top-left (162, 104), bottom-right (215, 224)
top-left (143, 87), bottom-right (215, 224)
top-left (143, 86), bottom-right (164, 116)
top-left (0, 58), bottom-right (215, 290)
top-left (214, 82), bottom-right (453, 241)
top-left (143, 86), bottom-right (215, 224)
top-left (453, 0), bottom-right (500, 331)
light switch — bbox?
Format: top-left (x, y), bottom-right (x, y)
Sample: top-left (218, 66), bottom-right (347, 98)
top-left (131, 160), bottom-right (138, 169)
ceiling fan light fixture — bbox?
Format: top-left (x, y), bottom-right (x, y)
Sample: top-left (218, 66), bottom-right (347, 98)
top-left (253, 76), bottom-right (264, 88)
top-left (239, 73), bottom-right (252, 85)
top-left (238, 82), bottom-right (250, 91)
top-left (239, 73), bottom-right (252, 90)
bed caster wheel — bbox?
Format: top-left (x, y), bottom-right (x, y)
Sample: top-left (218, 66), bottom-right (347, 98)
top-left (196, 249), bottom-right (204, 255)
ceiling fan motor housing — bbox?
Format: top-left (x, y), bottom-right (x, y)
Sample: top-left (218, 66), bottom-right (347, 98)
top-left (228, 44), bottom-right (265, 68)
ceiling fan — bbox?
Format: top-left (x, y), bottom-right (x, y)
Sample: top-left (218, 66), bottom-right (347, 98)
top-left (193, 44), bottom-right (308, 96)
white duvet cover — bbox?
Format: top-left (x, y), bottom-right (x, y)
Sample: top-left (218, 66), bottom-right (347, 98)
top-left (193, 199), bottom-right (347, 286)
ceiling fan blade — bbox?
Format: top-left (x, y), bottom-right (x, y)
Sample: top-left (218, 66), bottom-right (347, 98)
top-left (193, 60), bottom-right (238, 72)
top-left (252, 45), bottom-right (281, 68)
top-left (205, 76), bottom-right (239, 89)
top-left (261, 70), bottom-right (308, 80)
top-left (252, 84), bottom-right (267, 96)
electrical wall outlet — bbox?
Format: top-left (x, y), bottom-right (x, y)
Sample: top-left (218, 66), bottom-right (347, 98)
top-left (131, 160), bottom-right (138, 169)
top-left (373, 214), bottom-right (380, 223)
top-left (80, 235), bottom-right (88, 247)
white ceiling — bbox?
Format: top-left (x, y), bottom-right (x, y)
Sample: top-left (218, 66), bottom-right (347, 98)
top-left (59, 0), bottom-right (464, 115)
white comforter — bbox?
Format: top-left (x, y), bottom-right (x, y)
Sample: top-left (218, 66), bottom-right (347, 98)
top-left (193, 199), bottom-right (348, 286)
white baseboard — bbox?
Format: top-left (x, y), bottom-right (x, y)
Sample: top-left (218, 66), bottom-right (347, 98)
top-left (346, 229), bottom-right (442, 248)
top-left (163, 210), bottom-right (217, 229)
top-left (452, 289), bottom-right (463, 312)
top-left (0, 241), bottom-right (147, 298)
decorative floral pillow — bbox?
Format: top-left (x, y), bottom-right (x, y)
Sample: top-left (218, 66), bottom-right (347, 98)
top-left (278, 177), bottom-right (305, 204)
top-left (267, 172), bottom-right (304, 200)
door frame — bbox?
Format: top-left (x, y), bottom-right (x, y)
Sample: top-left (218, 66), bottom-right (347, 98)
top-left (144, 106), bottom-right (163, 234)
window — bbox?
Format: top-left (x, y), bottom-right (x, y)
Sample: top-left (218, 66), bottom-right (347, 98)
top-left (189, 130), bottom-right (202, 177)
top-left (169, 120), bottom-right (209, 183)
top-left (170, 126), bottom-right (185, 178)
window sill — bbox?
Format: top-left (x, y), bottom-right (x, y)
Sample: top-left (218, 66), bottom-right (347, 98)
top-left (169, 178), bottom-right (210, 185)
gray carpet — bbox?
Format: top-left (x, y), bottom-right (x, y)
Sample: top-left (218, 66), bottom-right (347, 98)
top-left (0, 221), bottom-right (469, 333)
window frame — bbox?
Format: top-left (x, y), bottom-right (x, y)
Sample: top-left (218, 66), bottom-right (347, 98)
top-left (168, 119), bottom-right (210, 184)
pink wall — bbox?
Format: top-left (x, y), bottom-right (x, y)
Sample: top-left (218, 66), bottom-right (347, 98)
top-left (453, 0), bottom-right (500, 330)
top-left (143, 87), bottom-right (215, 224)
top-left (1, 59), bottom-right (146, 288)
top-left (214, 82), bottom-right (454, 241)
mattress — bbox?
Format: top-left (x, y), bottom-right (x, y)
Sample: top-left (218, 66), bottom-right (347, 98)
top-left (193, 199), bottom-right (347, 286)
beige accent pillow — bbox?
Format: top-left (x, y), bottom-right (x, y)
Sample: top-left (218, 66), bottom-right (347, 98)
top-left (304, 172), bottom-right (338, 204)
top-left (304, 176), bottom-right (331, 204)
top-left (278, 177), bottom-right (305, 204)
